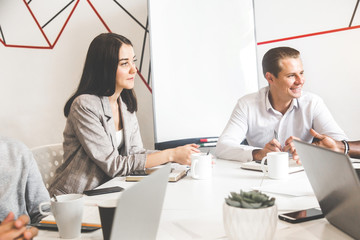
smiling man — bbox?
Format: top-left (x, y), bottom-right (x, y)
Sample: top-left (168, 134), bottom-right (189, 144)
top-left (215, 47), bottom-right (347, 162)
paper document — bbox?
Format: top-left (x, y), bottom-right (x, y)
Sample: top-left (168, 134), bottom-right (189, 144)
top-left (253, 178), bottom-right (314, 197)
top-left (241, 160), bottom-right (303, 173)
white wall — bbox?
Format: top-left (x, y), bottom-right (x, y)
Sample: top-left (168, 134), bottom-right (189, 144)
top-left (254, 0), bottom-right (360, 140)
top-left (1, 0), bottom-right (359, 150)
top-left (149, 0), bottom-right (258, 145)
top-left (0, 0), bottom-right (154, 149)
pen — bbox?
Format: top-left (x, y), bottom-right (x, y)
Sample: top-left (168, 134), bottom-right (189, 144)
top-left (274, 130), bottom-right (279, 141)
top-left (274, 129), bottom-right (284, 152)
top-left (199, 138), bottom-right (218, 143)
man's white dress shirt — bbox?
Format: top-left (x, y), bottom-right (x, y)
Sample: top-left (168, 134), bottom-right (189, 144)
top-left (215, 87), bottom-right (347, 162)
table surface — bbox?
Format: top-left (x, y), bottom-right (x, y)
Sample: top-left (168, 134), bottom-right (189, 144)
top-left (35, 159), bottom-right (355, 240)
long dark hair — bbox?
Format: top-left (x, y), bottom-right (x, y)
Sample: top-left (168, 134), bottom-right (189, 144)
top-left (64, 33), bottom-right (137, 117)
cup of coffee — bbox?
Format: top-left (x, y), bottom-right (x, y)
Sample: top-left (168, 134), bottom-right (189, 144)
top-left (39, 194), bottom-right (83, 239)
top-left (261, 152), bottom-right (289, 179)
top-left (191, 153), bottom-right (212, 180)
top-left (98, 199), bottom-right (118, 240)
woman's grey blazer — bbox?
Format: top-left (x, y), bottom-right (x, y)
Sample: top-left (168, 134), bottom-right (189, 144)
top-left (49, 94), bottom-right (153, 195)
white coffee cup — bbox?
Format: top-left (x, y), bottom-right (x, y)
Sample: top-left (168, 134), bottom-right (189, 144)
top-left (191, 153), bottom-right (212, 179)
top-left (39, 194), bottom-right (84, 239)
top-left (261, 152), bottom-right (289, 179)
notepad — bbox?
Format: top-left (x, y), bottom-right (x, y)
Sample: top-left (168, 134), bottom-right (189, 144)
top-left (125, 164), bottom-right (188, 182)
top-left (240, 160), bottom-right (303, 174)
top-left (33, 221), bottom-right (100, 232)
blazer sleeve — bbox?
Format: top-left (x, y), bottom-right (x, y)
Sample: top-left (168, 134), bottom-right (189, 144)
top-left (68, 97), bottom-right (146, 177)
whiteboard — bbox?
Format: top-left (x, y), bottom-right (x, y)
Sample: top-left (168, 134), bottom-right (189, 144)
top-left (148, 0), bottom-right (259, 149)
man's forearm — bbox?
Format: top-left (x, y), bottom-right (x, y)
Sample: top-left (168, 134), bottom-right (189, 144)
top-left (336, 140), bottom-right (360, 159)
top-left (348, 141), bottom-right (360, 159)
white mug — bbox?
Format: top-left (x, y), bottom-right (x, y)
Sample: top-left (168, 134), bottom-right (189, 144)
top-left (261, 152), bottom-right (289, 179)
top-left (39, 194), bottom-right (84, 239)
top-left (191, 153), bottom-right (212, 179)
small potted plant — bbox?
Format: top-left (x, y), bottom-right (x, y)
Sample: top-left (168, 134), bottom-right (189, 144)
top-left (223, 190), bottom-right (277, 240)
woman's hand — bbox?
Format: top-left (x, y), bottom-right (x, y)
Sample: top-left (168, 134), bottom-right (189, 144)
top-left (172, 144), bottom-right (200, 165)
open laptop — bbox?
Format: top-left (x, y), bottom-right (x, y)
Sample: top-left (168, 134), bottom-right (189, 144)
top-left (294, 140), bottom-right (360, 239)
top-left (110, 163), bottom-right (171, 240)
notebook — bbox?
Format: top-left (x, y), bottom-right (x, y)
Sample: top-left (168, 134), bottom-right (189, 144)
top-left (240, 159), bottom-right (303, 173)
top-left (125, 163), bottom-right (188, 182)
top-left (110, 163), bottom-right (171, 240)
top-left (294, 140), bottom-right (360, 239)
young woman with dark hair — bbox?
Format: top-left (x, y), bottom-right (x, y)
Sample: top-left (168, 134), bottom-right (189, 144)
top-left (49, 33), bottom-right (199, 195)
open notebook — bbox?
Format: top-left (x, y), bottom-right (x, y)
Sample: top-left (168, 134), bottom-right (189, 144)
top-left (125, 163), bottom-right (188, 182)
top-left (241, 159), bottom-right (303, 173)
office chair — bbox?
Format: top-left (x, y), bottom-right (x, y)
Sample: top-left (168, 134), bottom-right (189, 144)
top-left (31, 143), bottom-right (64, 189)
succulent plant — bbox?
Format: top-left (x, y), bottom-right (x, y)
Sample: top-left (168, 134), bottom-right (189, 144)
top-left (225, 190), bottom-right (275, 209)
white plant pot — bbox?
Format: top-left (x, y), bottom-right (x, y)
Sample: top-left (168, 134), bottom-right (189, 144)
top-left (223, 202), bottom-right (277, 240)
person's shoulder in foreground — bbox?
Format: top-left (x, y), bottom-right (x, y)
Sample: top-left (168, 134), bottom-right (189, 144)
top-left (0, 135), bottom-right (49, 223)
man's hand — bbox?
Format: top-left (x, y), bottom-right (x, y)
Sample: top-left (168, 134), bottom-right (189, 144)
top-left (283, 136), bottom-right (301, 164)
top-left (310, 129), bottom-right (342, 153)
top-left (252, 138), bottom-right (282, 161)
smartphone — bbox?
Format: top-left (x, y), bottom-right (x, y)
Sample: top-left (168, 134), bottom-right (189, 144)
top-left (129, 169), bottom-right (149, 176)
top-left (83, 186), bottom-right (124, 196)
top-left (278, 208), bottom-right (324, 223)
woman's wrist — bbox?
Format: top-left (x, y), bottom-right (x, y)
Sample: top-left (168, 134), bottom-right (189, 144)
top-left (166, 149), bottom-right (175, 163)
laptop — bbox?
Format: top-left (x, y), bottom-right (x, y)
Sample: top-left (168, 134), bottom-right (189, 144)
top-left (294, 140), bottom-right (360, 239)
top-left (110, 163), bottom-right (171, 240)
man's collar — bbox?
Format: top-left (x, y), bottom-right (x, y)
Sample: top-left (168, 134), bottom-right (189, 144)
top-left (265, 88), bottom-right (299, 112)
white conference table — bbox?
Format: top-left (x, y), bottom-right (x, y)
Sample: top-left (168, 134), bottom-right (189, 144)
top-left (35, 159), bottom-right (354, 240)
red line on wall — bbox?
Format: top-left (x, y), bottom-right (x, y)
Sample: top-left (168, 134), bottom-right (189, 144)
top-left (0, 44), bottom-right (51, 49)
top-left (1, 1), bottom-right (153, 94)
top-left (0, 1), bottom-right (79, 50)
top-left (23, 0), bottom-right (51, 47)
top-left (257, 24), bottom-right (360, 45)
top-left (87, 0), bottom-right (112, 33)
top-left (51, 0), bottom-right (80, 48)
top-left (137, 69), bottom-right (152, 93)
